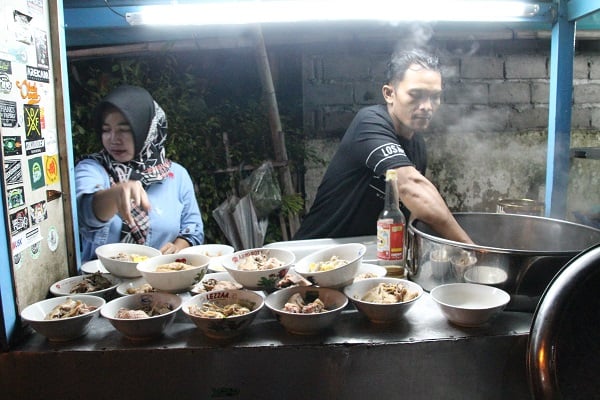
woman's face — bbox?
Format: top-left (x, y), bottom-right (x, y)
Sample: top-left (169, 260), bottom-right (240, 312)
top-left (101, 108), bottom-right (135, 163)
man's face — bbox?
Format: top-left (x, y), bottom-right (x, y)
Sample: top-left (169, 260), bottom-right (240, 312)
top-left (383, 64), bottom-right (442, 138)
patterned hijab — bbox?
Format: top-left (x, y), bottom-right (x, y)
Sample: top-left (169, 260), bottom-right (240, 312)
top-left (85, 85), bottom-right (172, 244)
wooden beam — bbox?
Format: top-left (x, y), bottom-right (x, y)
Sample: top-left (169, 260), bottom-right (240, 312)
top-left (251, 24), bottom-right (300, 236)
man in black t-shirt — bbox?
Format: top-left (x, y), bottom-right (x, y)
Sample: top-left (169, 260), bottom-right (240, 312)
top-left (294, 49), bottom-right (472, 244)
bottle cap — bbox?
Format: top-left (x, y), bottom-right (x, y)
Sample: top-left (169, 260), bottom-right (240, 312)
top-left (385, 169), bottom-right (397, 181)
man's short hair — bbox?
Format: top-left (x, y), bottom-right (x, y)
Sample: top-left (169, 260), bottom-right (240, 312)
top-left (385, 49), bottom-right (441, 85)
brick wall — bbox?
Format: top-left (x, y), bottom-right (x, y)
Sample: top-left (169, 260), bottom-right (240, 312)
top-left (300, 38), bottom-right (600, 220)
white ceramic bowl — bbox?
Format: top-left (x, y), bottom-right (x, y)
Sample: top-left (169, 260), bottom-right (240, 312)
top-left (343, 277), bottom-right (423, 323)
top-left (463, 266), bottom-right (508, 286)
top-left (190, 272), bottom-right (242, 295)
top-left (264, 286), bottom-right (348, 335)
top-left (353, 263), bottom-right (387, 282)
top-left (50, 273), bottom-right (121, 299)
top-left (116, 277), bottom-right (156, 296)
top-left (221, 247), bottom-right (295, 291)
top-left (136, 253), bottom-right (210, 292)
top-left (294, 243), bottom-right (366, 288)
top-left (95, 243), bottom-right (162, 278)
top-left (20, 295), bottom-right (105, 341)
top-left (430, 283), bottom-right (511, 327)
top-left (182, 289), bottom-right (264, 340)
top-left (177, 244), bottom-right (235, 272)
top-left (100, 292), bottom-right (182, 340)
top-left (80, 260), bottom-right (108, 274)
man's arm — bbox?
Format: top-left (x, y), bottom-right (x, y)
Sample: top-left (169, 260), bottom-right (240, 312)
top-left (394, 166), bottom-right (474, 244)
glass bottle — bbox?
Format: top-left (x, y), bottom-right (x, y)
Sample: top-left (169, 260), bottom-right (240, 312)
top-left (376, 169), bottom-right (406, 277)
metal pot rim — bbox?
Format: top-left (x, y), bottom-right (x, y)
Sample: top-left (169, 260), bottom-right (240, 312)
top-left (408, 212), bottom-right (600, 256)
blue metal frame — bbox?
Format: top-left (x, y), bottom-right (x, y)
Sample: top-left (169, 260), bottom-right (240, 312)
top-left (63, 5), bottom-right (137, 29)
top-left (0, 173), bottom-right (17, 351)
top-left (58, 1), bottom-right (82, 273)
top-left (544, 0), bottom-right (600, 218)
top-left (545, 0), bottom-right (575, 218)
top-left (568, 0), bottom-right (600, 20)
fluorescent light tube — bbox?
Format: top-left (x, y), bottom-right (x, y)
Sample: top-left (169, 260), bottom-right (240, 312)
top-left (125, 1), bottom-right (545, 26)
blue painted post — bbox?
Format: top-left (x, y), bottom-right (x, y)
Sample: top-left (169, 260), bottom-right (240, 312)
top-left (545, 1), bottom-right (576, 219)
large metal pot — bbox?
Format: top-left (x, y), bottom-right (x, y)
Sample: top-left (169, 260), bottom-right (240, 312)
top-left (406, 213), bottom-right (600, 310)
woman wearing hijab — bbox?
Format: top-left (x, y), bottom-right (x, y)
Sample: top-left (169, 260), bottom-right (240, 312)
top-left (75, 85), bottom-right (204, 262)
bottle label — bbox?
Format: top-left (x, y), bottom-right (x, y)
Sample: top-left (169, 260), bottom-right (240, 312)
top-left (377, 219), bottom-right (404, 261)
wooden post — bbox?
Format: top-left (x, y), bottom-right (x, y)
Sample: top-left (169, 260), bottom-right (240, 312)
top-left (252, 24), bottom-right (300, 236)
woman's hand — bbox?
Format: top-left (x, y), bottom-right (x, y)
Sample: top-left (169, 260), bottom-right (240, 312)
top-left (160, 237), bottom-right (191, 255)
top-left (92, 180), bottom-right (151, 225)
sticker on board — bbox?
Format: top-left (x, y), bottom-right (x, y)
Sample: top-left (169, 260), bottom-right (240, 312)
top-left (30, 241), bottom-right (41, 260)
top-left (47, 226), bottom-right (58, 252)
top-left (28, 156), bottom-right (45, 190)
top-left (29, 200), bottom-right (47, 225)
top-left (44, 154), bottom-right (59, 185)
top-left (13, 251), bottom-right (23, 270)
top-left (7, 186), bottom-right (25, 210)
top-left (24, 104), bottom-right (45, 155)
top-left (9, 207), bottom-right (29, 235)
top-left (1, 100), bottom-right (18, 128)
top-left (4, 159), bottom-right (23, 185)
top-left (0, 73), bottom-right (12, 95)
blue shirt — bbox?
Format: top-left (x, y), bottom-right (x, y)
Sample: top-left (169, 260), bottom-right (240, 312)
top-left (76, 159), bottom-right (204, 262)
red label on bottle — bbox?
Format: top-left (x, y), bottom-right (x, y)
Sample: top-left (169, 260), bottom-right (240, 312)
top-left (377, 220), bottom-right (404, 261)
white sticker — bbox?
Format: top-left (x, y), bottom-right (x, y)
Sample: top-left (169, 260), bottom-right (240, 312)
top-left (47, 225), bottom-right (58, 252)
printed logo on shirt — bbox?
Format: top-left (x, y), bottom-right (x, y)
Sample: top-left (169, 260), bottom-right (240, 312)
top-left (367, 142), bottom-right (407, 173)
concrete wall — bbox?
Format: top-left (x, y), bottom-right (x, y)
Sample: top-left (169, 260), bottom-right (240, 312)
top-left (301, 37), bottom-right (600, 222)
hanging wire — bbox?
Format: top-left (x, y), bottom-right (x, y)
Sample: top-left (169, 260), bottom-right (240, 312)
top-left (104, 0), bottom-right (126, 18)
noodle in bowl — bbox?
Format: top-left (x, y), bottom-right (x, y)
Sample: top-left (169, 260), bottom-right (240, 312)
top-left (344, 277), bottom-right (423, 323)
top-left (221, 248), bottom-right (295, 291)
top-left (182, 289), bottom-right (264, 340)
top-left (136, 253), bottom-right (210, 292)
top-left (20, 294), bottom-right (105, 341)
top-left (294, 243), bottom-right (366, 288)
top-left (101, 292), bottom-right (182, 340)
top-left (265, 286), bottom-right (348, 335)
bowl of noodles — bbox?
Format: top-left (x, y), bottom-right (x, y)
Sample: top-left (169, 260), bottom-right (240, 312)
top-left (20, 294), bottom-right (105, 341)
top-left (294, 243), bottom-right (366, 289)
top-left (221, 248), bottom-right (295, 291)
top-left (95, 243), bottom-right (162, 278)
top-left (265, 286), bottom-right (348, 335)
top-left (136, 254), bottom-right (210, 293)
top-left (182, 289), bottom-right (264, 340)
top-left (343, 277), bottom-right (423, 323)
top-left (101, 292), bottom-right (182, 340)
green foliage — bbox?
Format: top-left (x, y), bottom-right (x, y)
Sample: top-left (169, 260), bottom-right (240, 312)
top-left (69, 52), bottom-right (311, 244)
